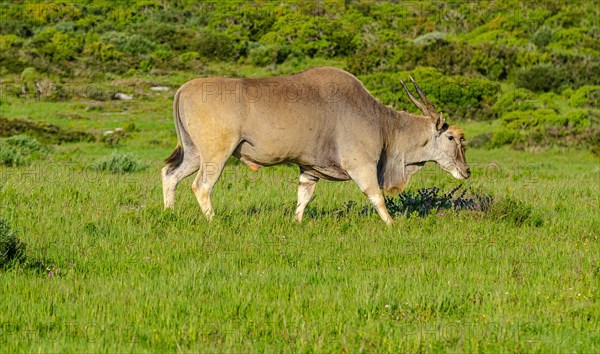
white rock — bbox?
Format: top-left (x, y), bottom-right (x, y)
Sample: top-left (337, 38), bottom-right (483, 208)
top-left (114, 92), bottom-right (133, 100)
top-left (150, 86), bottom-right (169, 91)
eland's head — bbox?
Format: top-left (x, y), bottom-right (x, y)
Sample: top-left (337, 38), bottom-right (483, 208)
top-left (400, 76), bottom-right (471, 180)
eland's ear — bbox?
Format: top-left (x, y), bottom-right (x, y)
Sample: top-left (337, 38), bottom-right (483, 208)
top-left (436, 112), bottom-right (445, 131)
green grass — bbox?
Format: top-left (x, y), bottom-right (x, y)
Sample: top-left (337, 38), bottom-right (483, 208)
top-left (0, 89), bottom-right (598, 352)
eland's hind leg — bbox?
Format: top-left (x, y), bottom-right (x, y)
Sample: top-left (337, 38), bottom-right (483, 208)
top-left (191, 142), bottom-right (239, 220)
top-left (294, 172), bottom-right (318, 222)
top-left (162, 148), bottom-right (200, 209)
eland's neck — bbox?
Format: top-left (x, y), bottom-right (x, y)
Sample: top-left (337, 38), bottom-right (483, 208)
top-left (377, 109), bottom-right (435, 193)
top-left (382, 110), bottom-right (434, 164)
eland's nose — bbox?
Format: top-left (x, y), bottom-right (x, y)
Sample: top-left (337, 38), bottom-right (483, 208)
top-left (466, 168), bottom-right (471, 178)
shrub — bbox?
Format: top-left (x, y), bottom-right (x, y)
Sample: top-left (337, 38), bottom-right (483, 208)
top-left (45, 31), bottom-right (82, 61)
top-left (547, 28), bottom-right (598, 56)
top-left (502, 109), bottom-right (589, 131)
top-left (82, 85), bottom-right (114, 101)
top-left (502, 109), bottom-right (550, 129)
top-left (152, 49), bottom-right (173, 62)
top-left (492, 88), bottom-right (538, 117)
top-left (471, 51), bottom-right (506, 80)
top-left (413, 31), bottom-right (448, 46)
top-left (179, 52), bottom-right (199, 63)
top-left (176, 52), bottom-right (203, 71)
top-left (564, 110), bottom-right (591, 130)
top-left (101, 32), bottom-right (156, 55)
top-left (530, 27), bottom-right (554, 48)
top-left (537, 92), bottom-right (567, 112)
top-left (5, 135), bottom-right (43, 152)
top-left (561, 88), bottom-right (574, 99)
top-left (514, 64), bottom-right (563, 92)
top-left (100, 128), bottom-right (127, 147)
top-left (0, 144), bottom-right (28, 166)
top-left (487, 197), bottom-right (542, 227)
top-left (193, 29), bottom-right (235, 60)
top-left (0, 135), bottom-right (46, 166)
top-left (0, 216), bottom-right (26, 268)
top-left (584, 127), bottom-right (600, 156)
top-left (385, 185), bottom-right (493, 217)
top-left (138, 59), bottom-right (153, 72)
top-left (83, 41), bottom-right (123, 63)
top-left (346, 43), bottom-right (391, 75)
top-left (489, 129), bottom-right (521, 148)
top-left (259, 14), bottom-right (344, 58)
top-left (570, 85), bottom-right (600, 108)
top-left (247, 42), bottom-right (296, 66)
top-left (0, 116), bottom-right (95, 144)
top-left (359, 68), bottom-right (500, 120)
top-left (91, 152), bottom-right (147, 173)
top-left (0, 34), bottom-right (23, 51)
top-left (469, 132), bottom-right (493, 149)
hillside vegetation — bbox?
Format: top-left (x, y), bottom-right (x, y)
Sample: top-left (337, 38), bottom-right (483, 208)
top-left (1, 2), bottom-right (599, 352)
top-left (0, 0), bottom-right (599, 152)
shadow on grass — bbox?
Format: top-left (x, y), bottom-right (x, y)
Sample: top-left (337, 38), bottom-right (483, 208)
top-left (305, 185), bottom-right (542, 226)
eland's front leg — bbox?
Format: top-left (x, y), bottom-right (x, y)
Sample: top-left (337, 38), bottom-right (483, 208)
top-left (348, 165), bottom-right (393, 225)
top-left (294, 172), bottom-right (318, 222)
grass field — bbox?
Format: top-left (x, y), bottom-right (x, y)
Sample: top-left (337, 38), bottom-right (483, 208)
top-left (1, 79), bottom-right (599, 352)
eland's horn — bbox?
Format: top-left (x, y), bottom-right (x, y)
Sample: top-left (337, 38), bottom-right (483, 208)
top-left (409, 76), bottom-right (437, 114)
top-left (400, 79), bottom-right (429, 116)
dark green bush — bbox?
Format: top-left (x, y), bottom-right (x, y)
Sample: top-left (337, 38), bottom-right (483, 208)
top-left (385, 185), bottom-right (492, 218)
top-left (91, 152), bottom-right (147, 173)
top-left (502, 109), bottom-right (559, 130)
top-left (83, 41), bottom-right (123, 63)
top-left (5, 135), bottom-right (44, 154)
top-left (45, 31), bottom-right (83, 61)
top-left (489, 129), bottom-right (521, 148)
top-left (487, 197), bottom-right (542, 227)
top-left (570, 85), bottom-right (600, 108)
top-left (514, 64), bottom-right (563, 92)
top-left (0, 135), bottom-right (47, 166)
top-left (469, 133), bottom-right (493, 149)
top-left (547, 27), bottom-right (599, 56)
top-left (179, 51), bottom-right (200, 63)
top-left (502, 109), bottom-right (589, 131)
top-left (360, 68), bottom-right (500, 120)
top-left (82, 85), bottom-right (114, 101)
top-left (101, 32), bottom-right (156, 55)
top-left (470, 49), bottom-right (507, 80)
top-left (247, 43), bottom-right (296, 66)
top-left (0, 116), bottom-right (95, 144)
top-left (100, 129), bottom-right (127, 147)
top-left (584, 127), bottom-right (600, 156)
top-left (564, 110), bottom-right (591, 130)
top-left (492, 88), bottom-right (538, 117)
top-left (530, 27), bottom-right (554, 48)
top-left (346, 44), bottom-right (392, 75)
top-left (0, 216), bottom-right (26, 268)
top-left (0, 144), bottom-right (28, 166)
top-left (175, 52), bottom-right (203, 71)
top-left (193, 29), bottom-right (236, 60)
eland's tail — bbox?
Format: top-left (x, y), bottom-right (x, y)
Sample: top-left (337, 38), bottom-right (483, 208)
top-left (164, 89), bottom-right (192, 173)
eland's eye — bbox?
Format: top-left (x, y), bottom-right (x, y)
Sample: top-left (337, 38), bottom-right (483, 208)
top-left (448, 135), bottom-right (454, 141)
